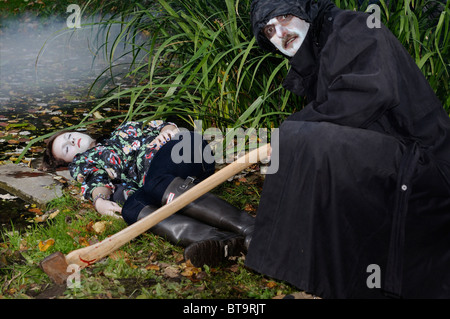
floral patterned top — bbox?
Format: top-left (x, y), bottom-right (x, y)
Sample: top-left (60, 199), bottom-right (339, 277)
top-left (68, 120), bottom-right (175, 201)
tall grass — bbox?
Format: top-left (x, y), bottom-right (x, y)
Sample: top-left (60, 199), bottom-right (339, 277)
top-left (82, 0), bottom-right (449, 133)
top-left (82, 0), bottom-right (300, 133)
top-left (375, 0), bottom-right (449, 107)
top-left (17, 0), bottom-right (450, 162)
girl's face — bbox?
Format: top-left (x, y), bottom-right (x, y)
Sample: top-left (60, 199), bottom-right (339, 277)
top-left (52, 132), bottom-right (95, 163)
top-left (263, 14), bottom-right (310, 57)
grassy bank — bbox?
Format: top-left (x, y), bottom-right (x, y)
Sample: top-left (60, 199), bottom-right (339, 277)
top-left (76, 0), bottom-right (449, 135)
top-left (0, 168), bottom-right (296, 299)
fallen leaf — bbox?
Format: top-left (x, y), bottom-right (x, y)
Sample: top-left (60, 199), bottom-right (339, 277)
top-left (30, 146), bottom-right (44, 153)
top-left (19, 239), bottom-right (28, 251)
top-left (49, 209), bottom-right (60, 219)
top-left (93, 111), bottom-right (103, 119)
top-left (172, 251), bottom-right (184, 263)
top-left (145, 264), bottom-right (160, 271)
top-left (33, 215), bottom-right (47, 223)
top-left (92, 221), bottom-right (108, 234)
top-left (181, 266), bottom-right (201, 277)
top-left (77, 236), bottom-right (90, 247)
top-left (229, 264), bottom-right (239, 273)
top-left (28, 207), bottom-right (43, 215)
top-left (266, 281), bottom-right (277, 288)
top-left (53, 175), bottom-right (66, 183)
top-left (244, 203), bottom-right (255, 212)
top-left (38, 238), bottom-right (55, 252)
top-left (164, 266), bottom-right (180, 278)
top-left (85, 221), bottom-right (94, 232)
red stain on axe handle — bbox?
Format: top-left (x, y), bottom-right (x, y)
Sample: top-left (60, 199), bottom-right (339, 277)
top-left (79, 256), bottom-right (96, 266)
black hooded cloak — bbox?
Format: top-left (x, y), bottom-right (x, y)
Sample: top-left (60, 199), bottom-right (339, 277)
top-left (245, 0), bottom-right (450, 298)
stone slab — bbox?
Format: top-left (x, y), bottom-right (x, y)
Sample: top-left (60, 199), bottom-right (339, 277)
top-left (0, 164), bottom-right (69, 208)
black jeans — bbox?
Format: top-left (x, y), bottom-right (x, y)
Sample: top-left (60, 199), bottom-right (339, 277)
top-left (122, 131), bottom-right (215, 224)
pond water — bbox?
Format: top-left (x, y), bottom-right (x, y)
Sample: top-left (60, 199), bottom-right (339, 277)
top-left (0, 189), bottom-right (35, 234)
top-left (0, 13), bottom-right (143, 233)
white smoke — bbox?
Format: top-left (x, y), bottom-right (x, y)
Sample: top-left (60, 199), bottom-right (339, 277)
top-left (0, 11), bottom-right (143, 105)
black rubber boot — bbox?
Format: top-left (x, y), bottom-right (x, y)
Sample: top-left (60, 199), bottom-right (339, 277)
top-left (162, 177), bottom-right (255, 249)
top-left (137, 205), bottom-right (246, 267)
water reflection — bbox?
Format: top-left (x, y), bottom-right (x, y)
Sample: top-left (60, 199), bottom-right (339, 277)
top-left (0, 188), bottom-right (34, 234)
top-left (0, 13), bottom-right (138, 102)
top-left (0, 13), bottom-right (141, 230)
top-left (0, 13), bottom-right (140, 161)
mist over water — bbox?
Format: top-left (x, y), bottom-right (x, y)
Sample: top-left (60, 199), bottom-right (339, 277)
top-left (0, 12), bottom-right (145, 228)
top-left (0, 13), bottom-right (142, 111)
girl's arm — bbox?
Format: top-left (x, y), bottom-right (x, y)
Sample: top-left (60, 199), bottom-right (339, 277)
top-left (92, 186), bottom-right (122, 218)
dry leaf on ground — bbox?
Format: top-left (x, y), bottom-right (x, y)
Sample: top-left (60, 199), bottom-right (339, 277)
top-left (164, 266), bottom-right (180, 278)
top-left (38, 238), bottom-right (55, 252)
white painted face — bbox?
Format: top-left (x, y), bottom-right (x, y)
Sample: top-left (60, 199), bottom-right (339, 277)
top-left (52, 132), bottom-right (96, 163)
top-left (263, 15), bottom-right (310, 57)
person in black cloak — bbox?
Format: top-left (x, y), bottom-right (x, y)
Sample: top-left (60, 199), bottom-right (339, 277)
top-left (245, 0), bottom-right (450, 298)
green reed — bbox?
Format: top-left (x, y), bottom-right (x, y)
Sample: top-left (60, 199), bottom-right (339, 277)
top-left (17, 0), bottom-right (450, 163)
top-left (84, 0), bottom-right (449, 132)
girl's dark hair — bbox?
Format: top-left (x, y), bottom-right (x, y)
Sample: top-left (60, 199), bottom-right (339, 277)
top-left (39, 130), bottom-right (104, 172)
top-left (39, 130), bottom-right (71, 172)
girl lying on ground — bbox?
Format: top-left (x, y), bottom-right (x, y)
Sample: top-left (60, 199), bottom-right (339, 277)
top-left (40, 120), bottom-right (254, 267)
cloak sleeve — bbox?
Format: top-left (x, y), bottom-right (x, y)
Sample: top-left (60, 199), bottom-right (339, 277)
top-left (287, 12), bottom-right (401, 129)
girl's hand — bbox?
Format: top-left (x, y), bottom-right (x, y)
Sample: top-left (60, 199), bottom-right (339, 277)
top-left (151, 126), bottom-right (179, 149)
top-left (95, 198), bottom-right (123, 219)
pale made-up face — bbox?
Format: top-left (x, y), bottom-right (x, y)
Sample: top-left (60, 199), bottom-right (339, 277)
top-left (263, 15), bottom-right (310, 57)
top-left (52, 132), bottom-right (96, 163)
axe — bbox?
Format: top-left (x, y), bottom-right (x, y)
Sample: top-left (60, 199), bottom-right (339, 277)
top-left (39, 144), bottom-right (270, 284)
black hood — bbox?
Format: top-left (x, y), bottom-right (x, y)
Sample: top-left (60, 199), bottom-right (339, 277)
top-left (250, 0), bottom-right (335, 53)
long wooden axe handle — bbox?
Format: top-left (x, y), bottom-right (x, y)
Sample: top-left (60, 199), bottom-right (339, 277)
top-left (63, 144), bottom-right (270, 268)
